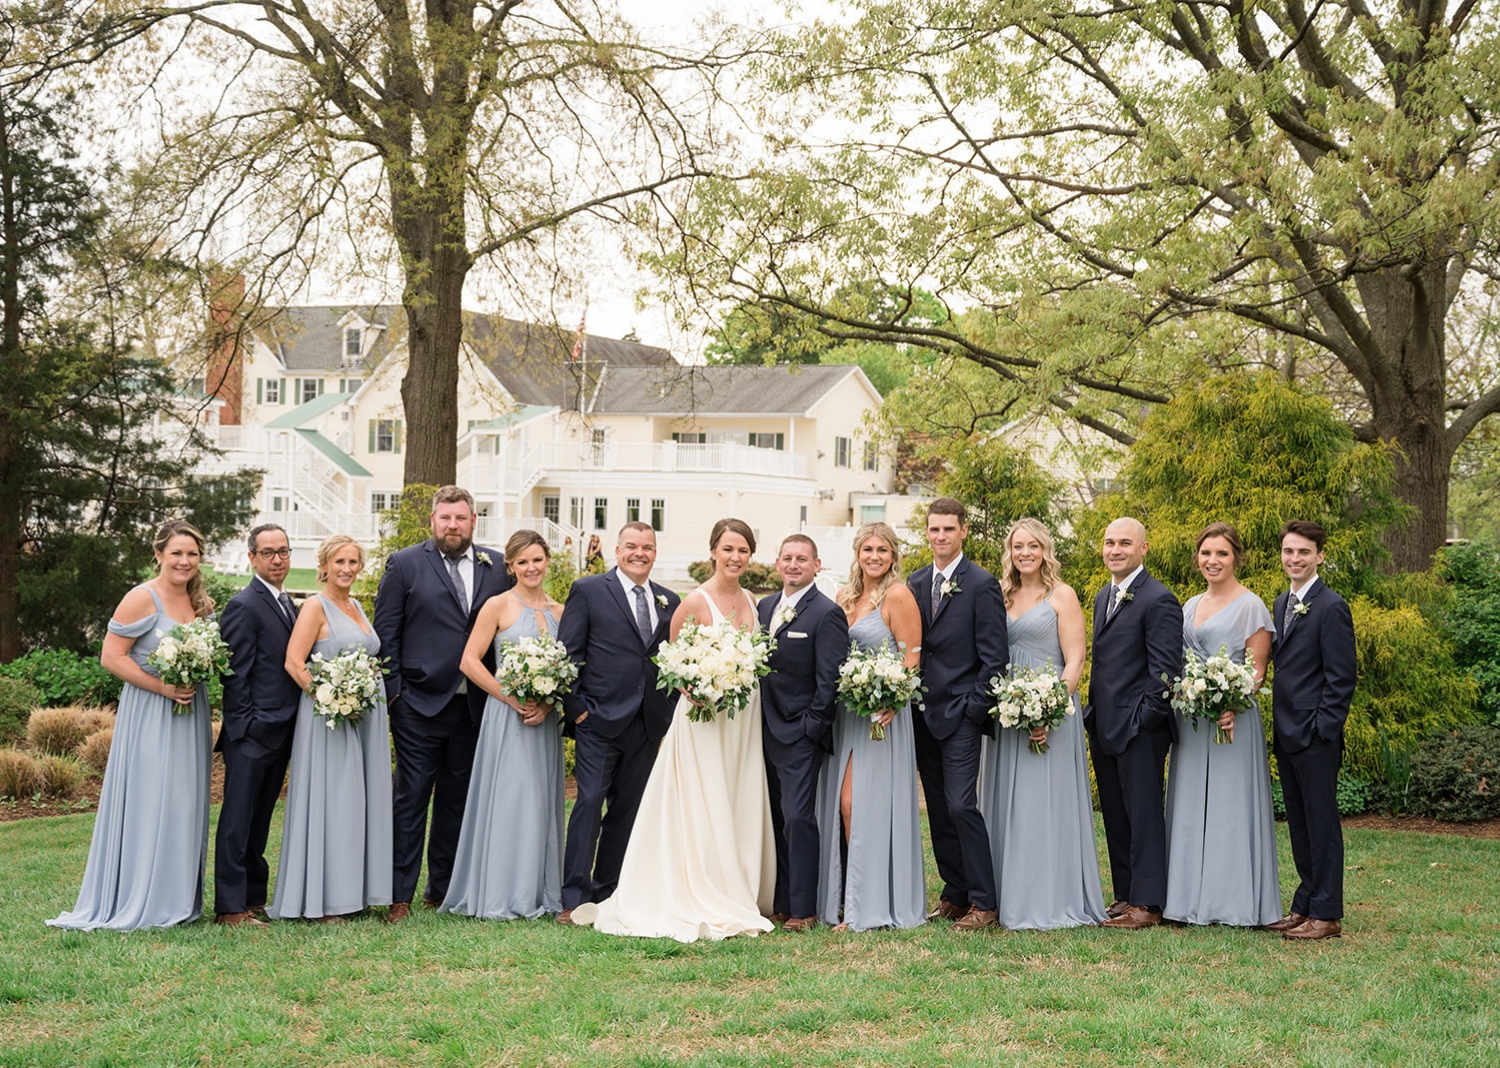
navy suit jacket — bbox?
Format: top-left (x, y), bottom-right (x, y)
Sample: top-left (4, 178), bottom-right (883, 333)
top-left (372, 539), bottom-right (512, 719)
top-left (1084, 569), bottom-right (1184, 756)
top-left (906, 556), bottom-right (1009, 740)
top-left (1270, 578), bottom-right (1357, 754)
top-left (556, 569), bottom-right (681, 743)
top-left (218, 579), bottom-right (303, 757)
top-left (757, 586), bottom-right (849, 753)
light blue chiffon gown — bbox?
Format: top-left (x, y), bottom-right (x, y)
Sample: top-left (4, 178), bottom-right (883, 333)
top-left (815, 610), bottom-right (926, 930)
top-left (1164, 590), bottom-right (1281, 926)
top-left (978, 595), bottom-right (1107, 929)
top-left (268, 595), bottom-right (393, 919)
top-left (441, 599), bottom-right (565, 919)
top-left (48, 587), bottom-right (212, 931)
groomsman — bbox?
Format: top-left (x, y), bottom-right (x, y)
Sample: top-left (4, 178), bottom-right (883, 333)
top-left (1268, 520), bottom-right (1356, 941)
top-left (555, 521), bottom-right (681, 923)
top-left (1085, 517), bottom-right (1183, 930)
top-left (907, 498), bottom-right (1008, 931)
top-left (214, 523), bottom-right (301, 926)
top-left (757, 534), bottom-right (849, 931)
top-left (373, 486), bottom-right (511, 920)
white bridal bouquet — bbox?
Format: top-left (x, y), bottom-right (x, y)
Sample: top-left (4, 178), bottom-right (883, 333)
top-left (496, 633), bottom-right (579, 710)
top-left (1165, 643), bottom-right (1264, 744)
top-left (989, 664), bottom-right (1072, 754)
top-left (306, 648), bottom-right (386, 729)
top-left (837, 639), bottom-right (924, 741)
top-left (655, 619), bottom-right (774, 723)
top-left (147, 619), bottom-right (233, 712)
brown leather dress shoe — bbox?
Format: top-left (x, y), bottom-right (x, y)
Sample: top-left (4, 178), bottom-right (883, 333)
top-left (769, 912), bottom-right (792, 925)
top-left (246, 905), bottom-right (269, 919)
top-left (782, 916), bottom-right (819, 932)
top-left (214, 911), bottom-right (267, 927)
top-left (421, 897), bottom-right (443, 910)
top-left (952, 906), bottom-right (999, 932)
top-left (928, 898), bottom-right (969, 922)
top-left (1283, 918), bottom-right (1342, 941)
top-left (1102, 906), bottom-right (1162, 930)
top-left (386, 902), bottom-right (411, 923)
top-left (1265, 912), bottom-right (1309, 933)
top-left (556, 909), bottom-right (576, 925)
top-left (1106, 899), bottom-right (1130, 920)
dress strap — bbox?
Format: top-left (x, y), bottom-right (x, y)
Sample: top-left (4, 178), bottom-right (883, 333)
top-left (143, 585), bottom-right (165, 613)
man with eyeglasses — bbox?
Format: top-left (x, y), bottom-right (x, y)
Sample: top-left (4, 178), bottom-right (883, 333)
top-left (215, 523), bottom-right (303, 926)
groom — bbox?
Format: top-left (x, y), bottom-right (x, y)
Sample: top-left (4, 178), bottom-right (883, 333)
top-left (556, 521), bottom-right (680, 923)
top-left (758, 534), bottom-right (849, 931)
top-left (373, 485), bottom-right (511, 920)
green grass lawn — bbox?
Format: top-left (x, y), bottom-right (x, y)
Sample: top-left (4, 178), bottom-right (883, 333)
top-left (1, 808), bottom-right (1495, 1067)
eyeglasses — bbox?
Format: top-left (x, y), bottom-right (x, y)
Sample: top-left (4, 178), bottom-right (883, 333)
top-left (255, 548), bottom-right (292, 560)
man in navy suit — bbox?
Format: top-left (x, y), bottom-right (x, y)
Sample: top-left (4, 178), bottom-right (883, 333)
top-left (374, 485), bottom-right (511, 919)
top-left (1085, 517), bottom-right (1184, 931)
top-left (214, 523), bottom-right (302, 926)
top-left (906, 498), bottom-right (1008, 931)
top-left (1267, 520), bottom-right (1356, 941)
top-left (555, 521), bottom-right (681, 922)
top-left (757, 534), bottom-right (849, 931)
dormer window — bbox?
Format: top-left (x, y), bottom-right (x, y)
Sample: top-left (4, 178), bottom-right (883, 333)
top-left (344, 327), bottom-right (362, 362)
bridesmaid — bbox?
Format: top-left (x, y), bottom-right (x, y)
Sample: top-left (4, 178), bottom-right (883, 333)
top-left (49, 520), bottom-right (215, 930)
top-left (1163, 522), bottom-right (1280, 926)
top-left (977, 517), bottom-right (1107, 929)
top-left (269, 534), bottom-right (393, 922)
top-left (444, 530), bottom-right (567, 920)
top-left (816, 521), bottom-right (926, 931)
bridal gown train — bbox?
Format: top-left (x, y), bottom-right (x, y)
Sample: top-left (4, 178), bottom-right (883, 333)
top-left (573, 587), bottom-right (776, 942)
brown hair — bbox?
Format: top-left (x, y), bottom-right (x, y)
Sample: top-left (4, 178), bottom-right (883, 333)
top-left (1196, 522), bottom-right (1245, 567)
top-left (505, 529), bottom-right (551, 566)
top-left (710, 518), bottom-right (757, 555)
top-left (837, 522), bottom-right (903, 613)
top-left (999, 517), bottom-right (1063, 607)
top-left (617, 520), bottom-right (655, 543)
top-left (926, 497), bottom-right (966, 524)
top-left (316, 534), bottom-right (367, 585)
top-left (778, 533), bottom-right (819, 558)
top-left (1279, 519), bottom-right (1328, 552)
top-left (153, 520), bottom-right (213, 618)
top-left (431, 485), bottom-right (475, 513)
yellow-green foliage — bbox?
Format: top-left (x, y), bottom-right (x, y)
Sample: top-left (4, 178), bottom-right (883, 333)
top-left (37, 754), bottom-right (83, 798)
top-left (0, 748), bottom-right (40, 798)
top-left (26, 707), bottom-right (93, 757)
top-left (76, 728), bottom-right (113, 776)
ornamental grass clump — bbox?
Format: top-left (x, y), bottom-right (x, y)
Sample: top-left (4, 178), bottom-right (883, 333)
top-left (37, 754), bottom-right (83, 798)
top-left (76, 728), bottom-right (113, 776)
top-left (0, 749), bottom-right (40, 799)
top-left (26, 707), bottom-right (94, 757)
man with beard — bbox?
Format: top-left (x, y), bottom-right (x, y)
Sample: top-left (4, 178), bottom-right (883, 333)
top-left (374, 485), bottom-right (511, 919)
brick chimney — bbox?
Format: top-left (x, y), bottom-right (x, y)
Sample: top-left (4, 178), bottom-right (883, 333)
top-left (206, 275), bottom-right (246, 425)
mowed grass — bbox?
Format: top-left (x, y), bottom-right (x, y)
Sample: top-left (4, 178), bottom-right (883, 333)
top-left (0, 807), bottom-right (1496, 1067)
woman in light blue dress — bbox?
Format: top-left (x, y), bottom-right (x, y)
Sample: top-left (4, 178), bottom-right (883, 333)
top-left (444, 529), bottom-right (566, 920)
top-left (269, 534), bottom-right (392, 922)
top-left (816, 521), bottom-right (926, 931)
top-left (979, 518), bottom-right (1107, 930)
top-left (1164, 522), bottom-right (1280, 927)
top-left (49, 521), bottom-right (214, 931)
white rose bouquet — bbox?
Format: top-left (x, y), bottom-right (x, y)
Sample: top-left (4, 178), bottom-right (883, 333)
top-left (837, 639), bottom-right (924, 741)
top-left (306, 647), bottom-right (386, 730)
top-left (496, 633), bottom-right (579, 710)
top-left (1164, 643), bottom-right (1264, 744)
top-left (147, 619), bottom-right (233, 712)
top-left (655, 619), bottom-right (774, 723)
top-left (989, 664), bottom-right (1072, 754)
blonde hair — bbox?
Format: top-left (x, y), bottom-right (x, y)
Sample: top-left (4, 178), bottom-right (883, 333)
top-left (316, 534), bottom-right (366, 585)
top-left (837, 522), bottom-right (903, 613)
top-left (153, 520), bottom-right (213, 618)
top-left (999, 517), bottom-right (1062, 607)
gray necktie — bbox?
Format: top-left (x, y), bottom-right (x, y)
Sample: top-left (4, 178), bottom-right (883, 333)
top-left (1284, 594), bottom-right (1299, 631)
top-left (1106, 585), bottom-right (1121, 622)
top-left (931, 570), bottom-right (943, 615)
top-left (446, 556), bottom-right (468, 615)
top-left (278, 592), bottom-right (297, 626)
top-left (633, 585), bottom-right (653, 646)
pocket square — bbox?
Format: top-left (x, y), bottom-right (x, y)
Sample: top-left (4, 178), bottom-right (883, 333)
top-left (787, 631), bottom-right (808, 639)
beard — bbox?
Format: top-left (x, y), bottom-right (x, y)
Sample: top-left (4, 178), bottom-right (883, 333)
top-left (437, 530), bottom-right (473, 557)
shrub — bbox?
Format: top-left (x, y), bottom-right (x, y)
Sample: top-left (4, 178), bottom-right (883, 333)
top-left (1439, 539), bottom-right (1500, 724)
top-left (0, 749), bottom-right (40, 799)
top-left (26, 707), bottom-right (94, 757)
top-left (0, 648), bottom-right (122, 707)
top-left (77, 708), bottom-right (114, 737)
top-left (1270, 773), bottom-right (1376, 819)
top-left (77, 727), bottom-right (113, 776)
top-left (685, 560), bottom-right (780, 590)
top-left (37, 754), bottom-right (83, 798)
top-left (0, 678), bottom-right (40, 744)
top-left (1406, 726), bottom-right (1500, 822)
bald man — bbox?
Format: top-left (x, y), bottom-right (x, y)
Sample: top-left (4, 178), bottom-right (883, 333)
top-left (1084, 518), bottom-right (1183, 930)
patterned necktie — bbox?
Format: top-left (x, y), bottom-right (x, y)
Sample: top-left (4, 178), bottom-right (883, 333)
top-left (278, 592), bottom-right (297, 626)
top-left (446, 556), bottom-right (468, 615)
top-left (1106, 584), bottom-right (1121, 622)
top-left (1284, 594), bottom-right (1300, 631)
top-left (633, 585), bottom-right (653, 647)
top-left (931, 570), bottom-right (943, 615)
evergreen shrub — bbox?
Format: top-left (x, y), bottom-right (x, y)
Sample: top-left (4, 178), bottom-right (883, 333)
top-left (0, 648), bottom-right (122, 707)
top-left (0, 678), bottom-right (40, 744)
top-left (1406, 726), bottom-right (1500, 822)
top-left (1438, 540), bottom-right (1500, 724)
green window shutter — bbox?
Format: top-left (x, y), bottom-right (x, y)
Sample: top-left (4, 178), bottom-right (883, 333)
top-left (368, 420), bottom-right (376, 452)
top-left (671, 432), bottom-right (680, 443)
top-left (394, 420), bottom-right (403, 454)
top-left (775, 433), bottom-right (784, 450)
top-left (278, 378), bottom-right (285, 404)
top-left (338, 378), bottom-right (346, 393)
top-left (256, 378), bottom-right (263, 404)
top-left (317, 378), bottom-right (325, 396)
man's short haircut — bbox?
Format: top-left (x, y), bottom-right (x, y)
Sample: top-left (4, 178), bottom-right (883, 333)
top-left (247, 523), bottom-right (287, 555)
top-left (432, 485), bottom-right (475, 512)
top-left (926, 496), bottom-right (966, 524)
top-left (618, 520), bottom-right (655, 543)
top-left (1279, 519), bottom-right (1328, 552)
top-left (779, 533), bottom-right (819, 558)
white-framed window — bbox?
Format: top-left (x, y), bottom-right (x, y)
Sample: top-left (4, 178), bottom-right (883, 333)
top-left (370, 418), bottom-right (401, 453)
top-left (708, 428), bottom-right (750, 446)
top-left (340, 377), bottom-right (362, 394)
top-left (589, 427), bottom-right (608, 466)
top-left (299, 377), bottom-right (323, 405)
top-left (186, 376), bottom-right (206, 394)
top-left (270, 495), bottom-right (288, 512)
top-left (542, 495), bottom-right (561, 525)
top-left (672, 432), bottom-right (707, 444)
top-left (625, 497), bottom-right (641, 523)
top-left (834, 436), bottom-right (852, 468)
top-left (650, 498), bottom-right (666, 532)
top-left (863, 440), bottom-right (878, 471)
top-left (569, 495), bottom-right (584, 528)
top-left (259, 378), bottom-right (282, 405)
top-left (370, 491), bottom-right (398, 513)
top-left (860, 504), bottom-right (887, 523)
top-left (750, 432), bottom-right (784, 450)
top-left (345, 327), bottom-right (362, 360)
top-left (593, 496), bottom-right (608, 530)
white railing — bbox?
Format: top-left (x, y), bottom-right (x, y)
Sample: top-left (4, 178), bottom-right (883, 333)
top-left (475, 515), bottom-right (585, 561)
top-left (467, 440), bottom-right (811, 496)
top-left (257, 511), bottom-right (382, 542)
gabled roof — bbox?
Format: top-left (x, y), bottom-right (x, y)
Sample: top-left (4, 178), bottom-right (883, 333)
top-left (295, 429), bottom-right (372, 478)
top-left (265, 391), bottom-right (355, 428)
top-left (465, 314), bottom-right (676, 408)
top-left (468, 404), bottom-right (558, 431)
top-left (592, 364), bottom-right (868, 416)
top-left (253, 305), bottom-right (403, 372)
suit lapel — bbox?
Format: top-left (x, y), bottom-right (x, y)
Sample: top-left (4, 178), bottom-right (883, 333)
top-left (931, 558), bottom-right (967, 626)
top-left (1093, 584), bottom-right (1111, 640)
top-left (605, 569), bottom-right (647, 649)
top-left (1281, 577), bottom-right (1322, 643)
top-left (1096, 571), bottom-right (1145, 637)
top-left (424, 541), bottom-right (468, 614)
top-left (253, 578), bottom-right (294, 634)
top-left (912, 565), bottom-right (933, 629)
top-left (649, 581), bottom-right (674, 644)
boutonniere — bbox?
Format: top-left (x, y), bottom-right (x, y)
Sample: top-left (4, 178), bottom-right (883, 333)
top-left (1292, 601), bottom-right (1310, 618)
top-left (656, 593), bottom-right (668, 609)
top-left (1116, 588), bottom-right (1133, 605)
top-left (476, 551), bottom-right (493, 567)
top-left (941, 578), bottom-right (961, 597)
top-left (774, 602), bottom-right (798, 629)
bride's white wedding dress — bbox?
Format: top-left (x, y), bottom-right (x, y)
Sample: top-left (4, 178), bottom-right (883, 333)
top-left (573, 586), bottom-right (776, 941)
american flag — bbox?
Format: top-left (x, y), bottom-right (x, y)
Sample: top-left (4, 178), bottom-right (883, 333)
top-left (570, 308), bottom-right (586, 361)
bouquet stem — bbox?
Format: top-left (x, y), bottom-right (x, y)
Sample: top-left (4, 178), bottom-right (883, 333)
top-left (1215, 724), bottom-right (1232, 744)
top-left (869, 721), bottom-right (887, 742)
top-left (1028, 739), bottom-right (1050, 755)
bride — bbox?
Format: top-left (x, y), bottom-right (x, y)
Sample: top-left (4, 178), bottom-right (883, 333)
top-left (573, 518), bottom-right (776, 941)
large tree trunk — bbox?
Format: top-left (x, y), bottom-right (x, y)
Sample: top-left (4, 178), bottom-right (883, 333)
top-left (399, 241), bottom-right (469, 488)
